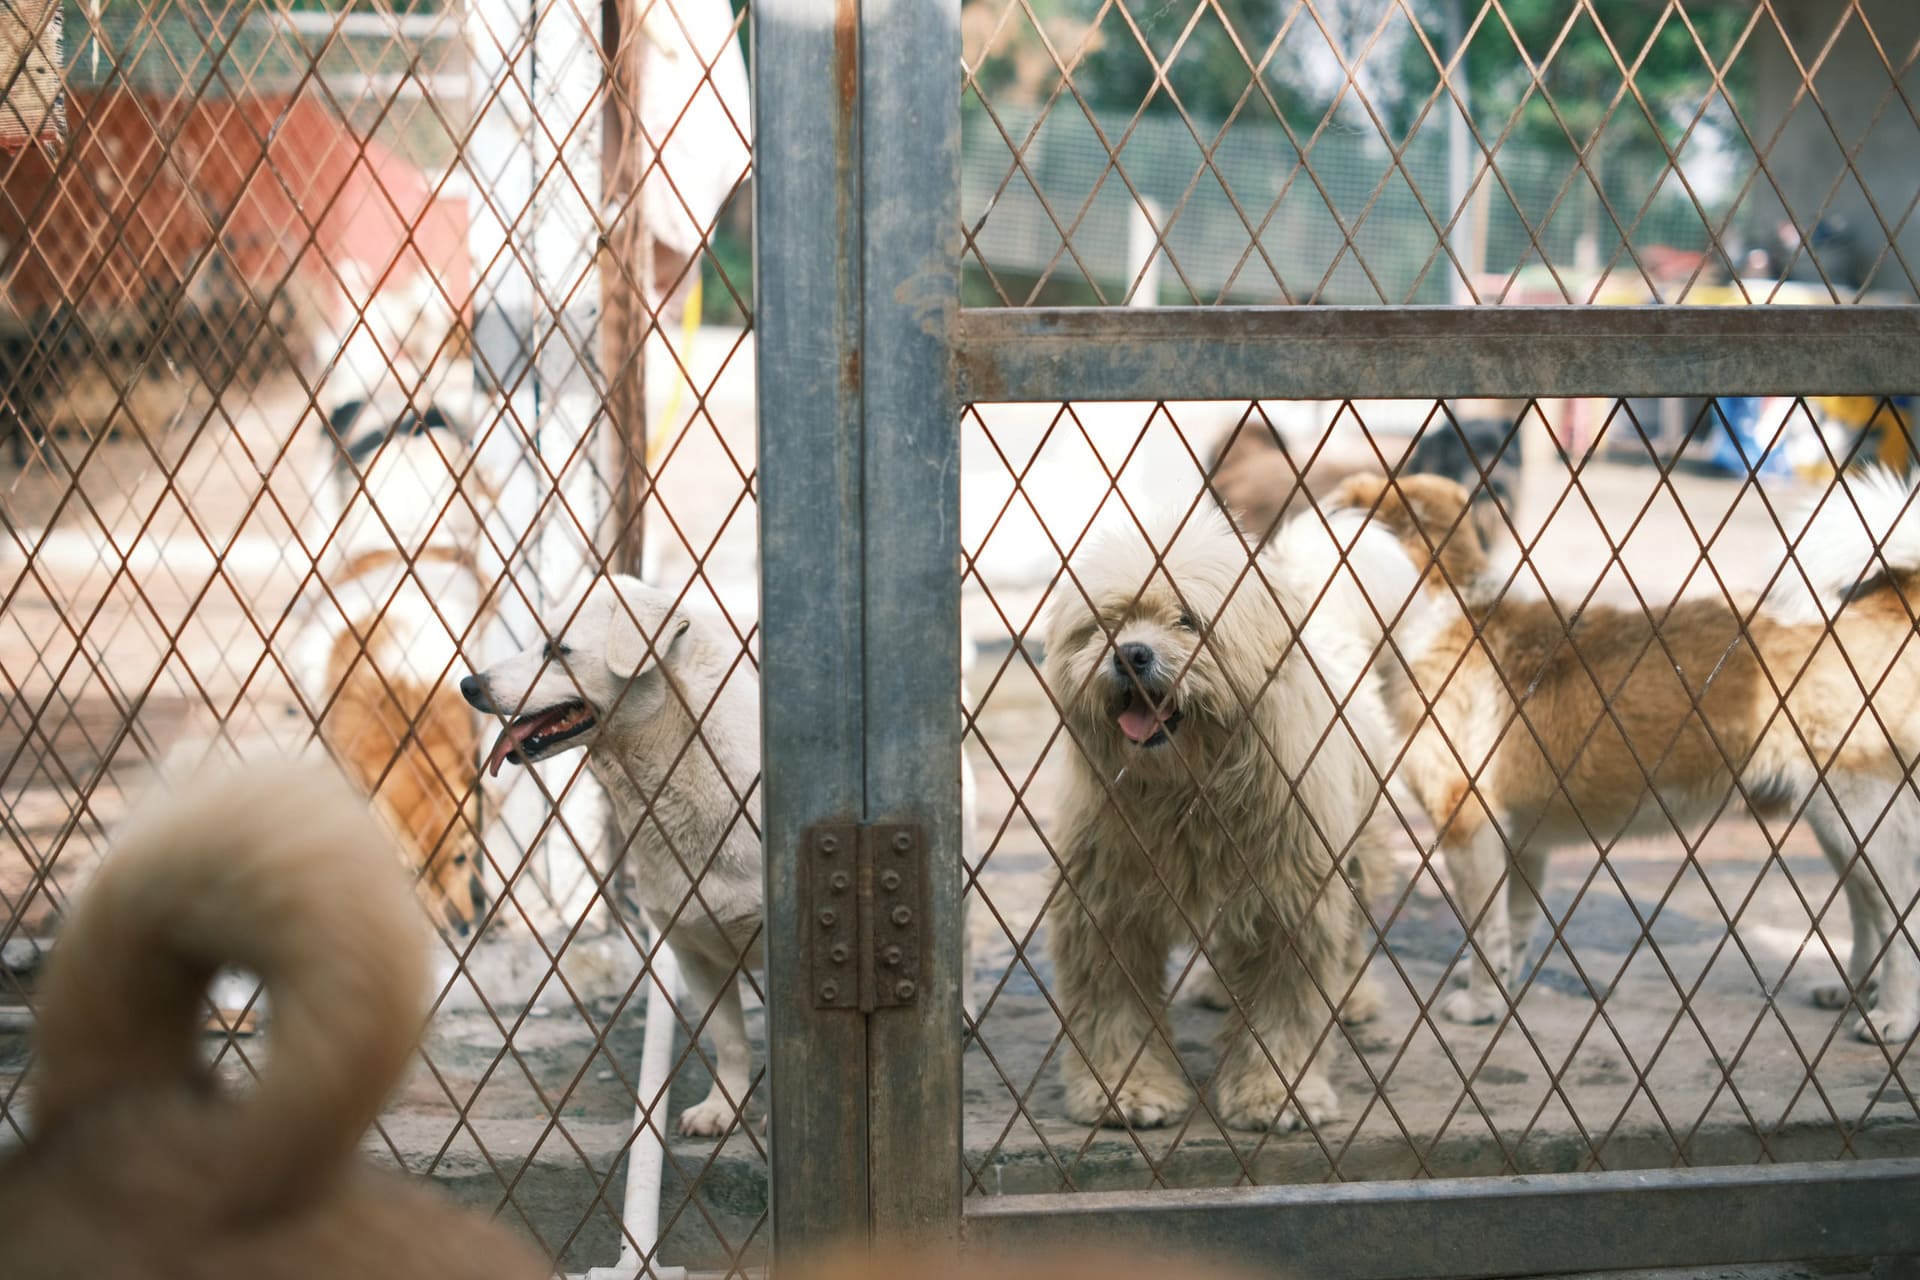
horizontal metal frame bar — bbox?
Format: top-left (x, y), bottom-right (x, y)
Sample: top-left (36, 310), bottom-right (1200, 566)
top-left (953, 306), bottom-right (1920, 403)
top-left (964, 1158), bottom-right (1920, 1279)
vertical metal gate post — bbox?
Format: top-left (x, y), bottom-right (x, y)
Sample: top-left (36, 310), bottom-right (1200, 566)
top-left (757, 0), bottom-right (966, 1259)
top-left (857, 0), bottom-right (965, 1248)
top-left (756, 0), bottom-right (873, 1255)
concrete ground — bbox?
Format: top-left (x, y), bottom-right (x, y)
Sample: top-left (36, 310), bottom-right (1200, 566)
top-left (3, 346), bottom-right (1916, 1274)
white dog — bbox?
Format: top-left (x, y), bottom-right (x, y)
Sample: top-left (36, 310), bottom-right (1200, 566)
top-left (461, 576), bottom-right (761, 1137)
top-left (1042, 503), bottom-right (1401, 1132)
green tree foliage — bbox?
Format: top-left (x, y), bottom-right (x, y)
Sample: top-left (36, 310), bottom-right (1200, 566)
top-left (1407, 0), bottom-right (1749, 161)
top-left (965, 0), bottom-right (1749, 148)
top-left (964, 0), bottom-right (1342, 131)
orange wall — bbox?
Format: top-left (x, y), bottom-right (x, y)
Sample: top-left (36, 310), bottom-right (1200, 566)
top-left (3, 89), bottom-right (469, 330)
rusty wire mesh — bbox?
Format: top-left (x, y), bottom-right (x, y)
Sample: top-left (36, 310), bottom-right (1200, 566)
top-left (958, 391), bottom-right (1920, 1195)
top-left (953, 1), bottom-right (1920, 1196)
top-left (961, 0), bottom-right (1920, 306)
top-left (1, 0), bottom-right (760, 1271)
top-left (7, 0), bottom-right (1920, 1267)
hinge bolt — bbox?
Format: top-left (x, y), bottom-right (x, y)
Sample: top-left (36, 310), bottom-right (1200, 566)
top-left (830, 871), bottom-right (851, 892)
top-left (819, 834), bottom-right (839, 853)
top-left (829, 943), bottom-right (850, 963)
top-left (818, 909), bottom-right (836, 928)
top-left (820, 980), bottom-right (840, 1002)
top-left (891, 905), bottom-right (912, 926)
top-left (880, 869), bottom-right (901, 891)
top-left (882, 945), bottom-right (903, 967)
top-left (892, 832), bottom-right (911, 853)
top-left (894, 980), bottom-right (916, 1000)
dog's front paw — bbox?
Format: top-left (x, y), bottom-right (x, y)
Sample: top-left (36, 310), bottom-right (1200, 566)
top-left (677, 1094), bottom-right (740, 1138)
top-left (1214, 1070), bottom-right (1340, 1134)
top-left (1438, 985), bottom-right (1503, 1025)
top-left (1340, 974), bottom-right (1385, 1026)
top-left (1062, 1064), bottom-right (1193, 1129)
top-left (1814, 978), bottom-right (1876, 1011)
top-left (1852, 1006), bottom-right (1920, 1045)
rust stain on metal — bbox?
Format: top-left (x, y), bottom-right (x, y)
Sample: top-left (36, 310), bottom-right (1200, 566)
top-left (832, 0), bottom-right (858, 251)
top-left (953, 348), bottom-right (1005, 402)
top-left (833, 0), bottom-right (858, 123)
top-left (843, 347), bottom-right (862, 395)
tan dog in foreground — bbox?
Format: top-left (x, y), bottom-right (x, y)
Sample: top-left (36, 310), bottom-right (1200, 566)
top-left (0, 763), bottom-right (547, 1279)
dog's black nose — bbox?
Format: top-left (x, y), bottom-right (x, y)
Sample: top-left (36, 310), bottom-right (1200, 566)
top-left (458, 674), bottom-right (486, 708)
top-left (1116, 642), bottom-right (1156, 674)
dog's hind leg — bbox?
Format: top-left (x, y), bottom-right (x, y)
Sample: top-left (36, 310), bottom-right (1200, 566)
top-left (1503, 839), bottom-right (1552, 983)
top-left (1807, 796), bottom-right (1884, 1016)
top-left (1805, 781), bottom-right (1895, 1023)
top-left (1174, 955), bottom-right (1230, 1010)
top-left (1049, 884), bottom-right (1190, 1129)
top-left (1849, 785), bottom-right (1920, 1044)
top-left (1437, 821), bottom-right (1514, 1026)
top-left (672, 944), bottom-right (753, 1138)
top-left (1337, 910), bottom-right (1385, 1028)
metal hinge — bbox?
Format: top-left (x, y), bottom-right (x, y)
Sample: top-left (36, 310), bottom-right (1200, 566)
top-left (805, 820), bottom-right (924, 1011)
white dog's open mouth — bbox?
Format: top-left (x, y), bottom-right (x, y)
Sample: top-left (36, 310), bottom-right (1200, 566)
top-left (1115, 688), bottom-right (1183, 747)
top-left (485, 700), bottom-right (596, 775)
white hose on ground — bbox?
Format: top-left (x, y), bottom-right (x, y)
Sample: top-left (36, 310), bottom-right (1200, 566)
top-left (586, 936), bottom-right (686, 1280)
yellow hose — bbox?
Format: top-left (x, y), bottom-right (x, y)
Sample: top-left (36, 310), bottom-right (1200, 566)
top-left (645, 272), bottom-right (704, 470)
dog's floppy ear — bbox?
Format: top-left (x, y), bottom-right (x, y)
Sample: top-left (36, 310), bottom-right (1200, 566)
top-left (605, 607), bottom-right (692, 679)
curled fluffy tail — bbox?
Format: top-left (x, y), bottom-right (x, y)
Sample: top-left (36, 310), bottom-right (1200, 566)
top-left (31, 761), bottom-right (427, 1216)
top-left (1267, 505), bottom-right (1422, 643)
top-left (1767, 466), bottom-right (1920, 622)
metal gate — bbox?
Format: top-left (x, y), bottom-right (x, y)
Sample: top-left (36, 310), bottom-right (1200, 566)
top-left (757, 1), bottom-right (1920, 1273)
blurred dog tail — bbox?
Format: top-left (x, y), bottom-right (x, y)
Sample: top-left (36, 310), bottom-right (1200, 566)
top-left (1766, 465), bottom-right (1920, 622)
top-left (1266, 498), bottom-right (1425, 659)
top-left (31, 761), bottom-right (427, 1217)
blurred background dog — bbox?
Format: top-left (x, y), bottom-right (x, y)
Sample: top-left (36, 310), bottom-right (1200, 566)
top-left (297, 396), bottom-right (494, 937)
top-left (1207, 410), bottom-right (1519, 555)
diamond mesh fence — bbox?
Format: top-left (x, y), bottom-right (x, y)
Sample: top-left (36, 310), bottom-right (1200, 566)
top-left (2, 0), bottom-right (758, 1271)
top-left (950, 2), bottom-right (1920, 1201)
top-left (5, 0), bottom-right (1920, 1271)
top-left (959, 392), bottom-right (1920, 1195)
top-left (962, 0), bottom-right (1920, 305)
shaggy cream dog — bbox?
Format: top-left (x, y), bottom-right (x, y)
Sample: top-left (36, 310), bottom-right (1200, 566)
top-left (1042, 503), bottom-right (1400, 1132)
top-left (0, 763), bottom-right (546, 1279)
top-left (1336, 469), bottom-right (1920, 1041)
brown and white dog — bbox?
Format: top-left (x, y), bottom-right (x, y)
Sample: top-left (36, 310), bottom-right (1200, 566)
top-left (298, 400), bottom-right (493, 935)
top-left (1335, 469), bottom-right (1920, 1041)
top-left (0, 762), bottom-right (547, 1278)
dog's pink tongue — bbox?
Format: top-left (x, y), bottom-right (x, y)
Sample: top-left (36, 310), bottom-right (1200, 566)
top-left (485, 722), bottom-right (536, 777)
top-left (1117, 699), bottom-right (1163, 744)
